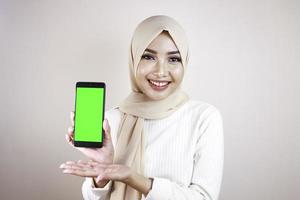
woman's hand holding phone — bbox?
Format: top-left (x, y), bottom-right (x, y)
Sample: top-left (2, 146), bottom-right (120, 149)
top-left (66, 111), bottom-right (114, 187)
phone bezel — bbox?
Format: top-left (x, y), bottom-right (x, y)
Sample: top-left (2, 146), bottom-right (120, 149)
top-left (73, 82), bottom-right (105, 148)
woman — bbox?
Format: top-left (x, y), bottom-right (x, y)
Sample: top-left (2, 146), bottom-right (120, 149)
top-left (60, 15), bottom-right (224, 200)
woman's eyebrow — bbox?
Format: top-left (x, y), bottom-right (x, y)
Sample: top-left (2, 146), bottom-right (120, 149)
top-left (144, 48), bottom-right (180, 55)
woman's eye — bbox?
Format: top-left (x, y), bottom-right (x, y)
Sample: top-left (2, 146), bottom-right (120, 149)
top-left (141, 54), bottom-right (155, 60)
top-left (169, 57), bottom-right (182, 63)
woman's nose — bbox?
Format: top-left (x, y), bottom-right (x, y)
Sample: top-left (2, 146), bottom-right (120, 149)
top-left (155, 59), bottom-right (167, 77)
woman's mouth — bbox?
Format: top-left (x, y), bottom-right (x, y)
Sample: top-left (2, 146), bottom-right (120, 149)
top-left (148, 79), bottom-right (171, 91)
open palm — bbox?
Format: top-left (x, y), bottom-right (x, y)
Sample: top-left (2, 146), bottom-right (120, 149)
top-left (60, 160), bottom-right (131, 183)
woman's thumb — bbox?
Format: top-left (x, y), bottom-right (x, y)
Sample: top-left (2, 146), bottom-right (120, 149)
top-left (103, 119), bottom-right (111, 137)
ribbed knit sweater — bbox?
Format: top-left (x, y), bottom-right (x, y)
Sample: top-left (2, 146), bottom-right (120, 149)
top-left (82, 100), bottom-right (224, 200)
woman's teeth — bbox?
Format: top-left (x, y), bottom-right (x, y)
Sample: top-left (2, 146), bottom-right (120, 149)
top-left (149, 80), bottom-right (169, 87)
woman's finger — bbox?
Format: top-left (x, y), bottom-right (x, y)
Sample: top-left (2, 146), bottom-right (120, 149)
top-left (88, 160), bottom-right (111, 168)
top-left (103, 119), bottom-right (111, 139)
top-left (66, 161), bottom-right (76, 164)
top-left (59, 161), bottom-right (77, 168)
top-left (103, 119), bottom-right (114, 148)
top-left (76, 160), bottom-right (95, 169)
top-left (60, 161), bottom-right (96, 171)
top-left (65, 134), bottom-right (70, 142)
top-left (77, 160), bottom-right (89, 165)
top-left (70, 111), bottom-right (75, 127)
top-left (61, 164), bottom-right (83, 171)
top-left (86, 160), bottom-right (99, 167)
top-left (68, 126), bottom-right (74, 133)
top-left (67, 126), bottom-right (74, 145)
top-left (67, 126), bottom-right (74, 137)
top-left (65, 134), bottom-right (74, 146)
top-left (63, 168), bottom-right (96, 177)
top-left (61, 160), bottom-right (98, 177)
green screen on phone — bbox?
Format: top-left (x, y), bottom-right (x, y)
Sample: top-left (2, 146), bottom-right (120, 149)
top-left (74, 87), bottom-right (104, 142)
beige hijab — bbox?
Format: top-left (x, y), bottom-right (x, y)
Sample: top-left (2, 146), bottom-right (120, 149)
top-left (110, 15), bottom-right (189, 200)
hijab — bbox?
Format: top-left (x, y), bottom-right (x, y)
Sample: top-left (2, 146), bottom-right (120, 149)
top-left (110, 15), bottom-right (189, 200)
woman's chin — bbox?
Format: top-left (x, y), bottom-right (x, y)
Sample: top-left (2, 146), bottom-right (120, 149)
top-left (144, 88), bottom-right (172, 101)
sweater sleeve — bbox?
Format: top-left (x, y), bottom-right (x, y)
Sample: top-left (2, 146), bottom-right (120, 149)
top-left (81, 177), bottom-right (112, 200)
top-left (144, 109), bottom-right (224, 200)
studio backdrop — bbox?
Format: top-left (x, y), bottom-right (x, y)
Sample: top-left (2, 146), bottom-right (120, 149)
top-left (0, 0), bottom-right (299, 199)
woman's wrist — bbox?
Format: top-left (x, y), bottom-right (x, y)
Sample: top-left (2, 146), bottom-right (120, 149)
top-left (124, 171), bottom-right (154, 196)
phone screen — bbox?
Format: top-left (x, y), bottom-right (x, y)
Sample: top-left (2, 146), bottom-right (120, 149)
top-left (74, 82), bottom-right (105, 147)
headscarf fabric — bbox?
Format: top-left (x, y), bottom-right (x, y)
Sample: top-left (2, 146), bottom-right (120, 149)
top-left (110, 15), bottom-right (190, 200)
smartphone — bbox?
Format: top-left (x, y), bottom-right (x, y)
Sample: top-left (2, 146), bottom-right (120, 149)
top-left (74, 82), bottom-right (105, 148)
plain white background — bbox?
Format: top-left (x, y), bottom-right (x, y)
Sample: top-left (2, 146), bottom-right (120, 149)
top-left (0, 0), bottom-right (299, 199)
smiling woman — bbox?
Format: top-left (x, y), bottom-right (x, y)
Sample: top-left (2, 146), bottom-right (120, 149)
top-left (60, 15), bottom-right (224, 200)
top-left (136, 31), bottom-right (184, 100)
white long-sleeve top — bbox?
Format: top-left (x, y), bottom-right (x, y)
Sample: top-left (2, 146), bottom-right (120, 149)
top-left (82, 100), bottom-right (224, 200)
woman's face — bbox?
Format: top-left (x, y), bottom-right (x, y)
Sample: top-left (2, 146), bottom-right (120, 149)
top-left (136, 31), bottom-right (184, 101)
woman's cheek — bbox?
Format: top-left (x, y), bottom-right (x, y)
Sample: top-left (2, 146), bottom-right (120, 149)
top-left (138, 67), bottom-right (148, 76)
top-left (171, 65), bottom-right (184, 82)
top-left (138, 64), bottom-right (155, 79)
top-left (136, 66), bottom-right (151, 90)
